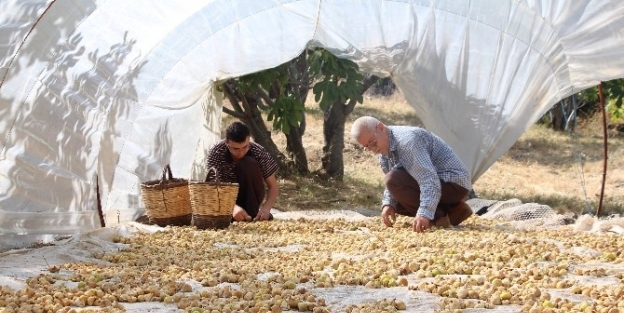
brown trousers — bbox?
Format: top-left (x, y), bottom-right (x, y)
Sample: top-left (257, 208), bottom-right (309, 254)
top-left (234, 156), bottom-right (265, 218)
top-left (385, 168), bottom-right (468, 219)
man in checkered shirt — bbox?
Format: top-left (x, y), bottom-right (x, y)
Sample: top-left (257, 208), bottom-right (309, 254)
top-left (350, 116), bottom-right (473, 232)
top-left (206, 121), bottom-right (279, 222)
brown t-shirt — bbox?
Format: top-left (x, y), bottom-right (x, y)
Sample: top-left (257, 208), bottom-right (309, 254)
top-left (205, 140), bottom-right (278, 183)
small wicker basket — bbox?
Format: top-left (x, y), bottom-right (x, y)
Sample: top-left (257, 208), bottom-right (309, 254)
top-left (189, 167), bottom-right (239, 230)
top-left (140, 164), bottom-right (192, 227)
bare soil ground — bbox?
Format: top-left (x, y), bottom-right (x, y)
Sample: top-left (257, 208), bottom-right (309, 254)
top-left (223, 92), bottom-right (624, 216)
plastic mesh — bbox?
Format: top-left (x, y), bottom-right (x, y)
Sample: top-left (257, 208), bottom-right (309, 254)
top-left (467, 198), bottom-right (567, 229)
top-left (468, 198), bottom-right (624, 233)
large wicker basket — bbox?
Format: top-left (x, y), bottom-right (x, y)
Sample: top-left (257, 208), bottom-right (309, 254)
top-left (189, 167), bottom-right (239, 230)
top-left (140, 164), bottom-right (192, 227)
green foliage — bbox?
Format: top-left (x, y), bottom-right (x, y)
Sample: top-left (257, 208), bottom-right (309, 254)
top-left (237, 64), bottom-right (306, 134)
top-left (603, 79), bottom-right (624, 123)
top-left (308, 49), bottom-right (364, 110)
top-left (238, 65), bottom-right (288, 94)
top-left (227, 48), bottom-right (367, 135)
top-left (601, 79), bottom-right (624, 109)
top-left (266, 96), bottom-right (303, 134)
top-left (577, 78), bottom-right (624, 120)
top-left (607, 99), bottom-right (624, 123)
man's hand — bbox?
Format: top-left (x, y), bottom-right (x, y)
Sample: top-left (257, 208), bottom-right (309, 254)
top-left (413, 215), bottom-right (431, 232)
top-left (232, 205), bottom-right (252, 222)
top-left (381, 205), bottom-right (396, 227)
top-left (254, 206), bottom-right (271, 221)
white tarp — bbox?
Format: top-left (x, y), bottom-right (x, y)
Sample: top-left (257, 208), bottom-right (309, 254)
top-left (1, 0), bottom-right (624, 251)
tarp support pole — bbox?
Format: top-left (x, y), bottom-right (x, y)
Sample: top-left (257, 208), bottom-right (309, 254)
top-left (96, 174), bottom-right (105, 227)
top-left (596, 83), bottom-right (608, 217)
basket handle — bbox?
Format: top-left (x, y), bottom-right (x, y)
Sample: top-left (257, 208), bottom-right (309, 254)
top-left (205, 167), bottom-right (221, 185)
top-left (161, 164), bottom-right (173, 183)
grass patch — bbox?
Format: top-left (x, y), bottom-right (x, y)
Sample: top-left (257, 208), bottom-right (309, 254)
top-left (223, 92), bottom-right (624, 217)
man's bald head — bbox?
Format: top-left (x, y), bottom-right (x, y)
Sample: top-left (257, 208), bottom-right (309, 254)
top-left (350, 116), bottom-right (381, 141)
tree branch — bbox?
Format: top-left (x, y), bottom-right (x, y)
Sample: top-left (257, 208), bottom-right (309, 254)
top-left (255, 89), bottom-right (274, 109)
top-left (222, 81), bottom-right (245, 113)
top-left (222, 106), bottom-right (246, 119)
top-left (238, 89), bottom-right (253, 116)
top-left (345, 75), bottom-right (380, 115)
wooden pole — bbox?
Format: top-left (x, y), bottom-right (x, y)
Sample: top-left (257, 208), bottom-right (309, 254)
top-left (596, 83), bottom-right (608, 217)
top-left (96, 173), bottom-right (106, 227)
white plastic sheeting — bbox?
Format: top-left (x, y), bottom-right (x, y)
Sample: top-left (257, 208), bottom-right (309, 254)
top-left (1, 0), bottom-right (623, 251)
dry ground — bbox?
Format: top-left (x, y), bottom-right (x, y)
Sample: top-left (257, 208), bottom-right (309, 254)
top-left (224, 92), bottom-right (624, 217)
top-left (3, 93), bottom-right (624, 313)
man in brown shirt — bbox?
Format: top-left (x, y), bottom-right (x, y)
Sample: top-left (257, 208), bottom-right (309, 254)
top-left (206, 121), bottom-right (279, 221)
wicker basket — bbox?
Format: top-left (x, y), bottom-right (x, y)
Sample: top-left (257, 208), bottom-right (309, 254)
top-left (189, 167), bottom-right (239, 230)
top-left (140, 164), bottom-right (192, 227)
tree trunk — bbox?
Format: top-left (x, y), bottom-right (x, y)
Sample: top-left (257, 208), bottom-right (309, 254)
top-left (321, 101), bottom-right (348, 180)
top-left (549, 95), bottom-right (577, 132)
top-left (221, 82), bottom-right (289, 171)
top-left (549, 102), bottom-right (566, 131)
top-left (283, 51), bottom-right (310, 174)
top-left (243, 96), bottom-right (290, 171)
top-left (286, 122), bottom-right (309, 174)
top-left (320, 76), bottom-right (380, 180)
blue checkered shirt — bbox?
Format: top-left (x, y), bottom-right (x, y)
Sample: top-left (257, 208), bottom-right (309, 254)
top-left (380, 126), bottom-right (472, 220)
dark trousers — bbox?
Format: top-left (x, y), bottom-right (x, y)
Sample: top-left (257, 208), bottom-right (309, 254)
top-left (385, 168), bottom-right (468, 219)
top-left (235, 156), bottom-right (265, 218)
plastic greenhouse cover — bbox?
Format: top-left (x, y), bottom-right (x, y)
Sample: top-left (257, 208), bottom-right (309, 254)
top-left (1, 0), bottom-right (623, 251)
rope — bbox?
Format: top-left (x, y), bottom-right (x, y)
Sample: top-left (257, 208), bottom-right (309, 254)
top-left (561, 96), bottom-right (592, 215)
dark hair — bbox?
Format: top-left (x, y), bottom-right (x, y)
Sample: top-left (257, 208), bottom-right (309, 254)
top-left (225, 121), bottom-right (250, 142)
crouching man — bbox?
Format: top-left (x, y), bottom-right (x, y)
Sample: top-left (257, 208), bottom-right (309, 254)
top-left (206, 121), bottom-right (279, 221)
top-left (350, 116), bottom-right (473, 232)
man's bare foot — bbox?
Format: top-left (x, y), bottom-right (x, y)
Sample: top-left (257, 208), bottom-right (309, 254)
top-left (448, 202), bottom-right (473, 226)
top-left (433, 215), bottom-right (451, 228)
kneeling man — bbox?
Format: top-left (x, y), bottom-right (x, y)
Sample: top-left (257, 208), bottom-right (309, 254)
top-left (350, 116), bottom-right (473, 232)
top-left (206, 121), bottom-right (279, 221)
